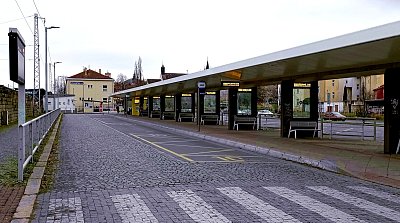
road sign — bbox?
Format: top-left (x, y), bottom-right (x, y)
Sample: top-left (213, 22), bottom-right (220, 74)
top-left (198, 81), bottom-right (206, 89)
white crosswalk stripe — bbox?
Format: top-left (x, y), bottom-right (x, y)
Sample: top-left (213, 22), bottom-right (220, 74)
top-left (46, 197), bottom-right (84, 223)
top-left (309, 186), bottom-right (400, 222)
top-left (111, 194), bottom-right (159, 223)
top-left (348, 186), bottom-right (400, 204)
top-left (264, 186), bottom-right (365, 223)
top-left (217, 187), bottom-right (300, 223)
top-left (167, 189), bottom-right (231, 223)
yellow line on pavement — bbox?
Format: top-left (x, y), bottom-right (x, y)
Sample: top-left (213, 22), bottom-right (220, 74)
top-left (216, 156), bottom-right (230, 161)
top-left (183, 149), bottom-right (234, 156)
top-left (130, 134), bottom-right (193, 162)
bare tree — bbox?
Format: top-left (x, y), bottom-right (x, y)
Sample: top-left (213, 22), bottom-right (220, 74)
top-left (258, 85), bottom-right (278, 104)
top-left (116, 73), bottom-right (128, 90)
top-left (56, 76), bottom-right (66, 94)
top-left (133, 57), bottom-right (143, 83)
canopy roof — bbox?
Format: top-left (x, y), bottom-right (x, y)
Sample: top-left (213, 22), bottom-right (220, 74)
top-left (112, 21), bottom-right (400, 98)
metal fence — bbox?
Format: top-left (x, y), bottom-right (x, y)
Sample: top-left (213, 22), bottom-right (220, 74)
top-left (320, 117), bottom-right (383, 141)
top-left (18, 109), bottom-right (61, 181)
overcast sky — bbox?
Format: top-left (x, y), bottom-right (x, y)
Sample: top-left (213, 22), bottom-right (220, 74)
top-left (1, 0), bottom-right (400, 89)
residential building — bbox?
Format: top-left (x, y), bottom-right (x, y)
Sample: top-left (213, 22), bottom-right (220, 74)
top-left (318, 74), bottom-right (384, 113)
top-left (66, 68), bottom-right (114, 113)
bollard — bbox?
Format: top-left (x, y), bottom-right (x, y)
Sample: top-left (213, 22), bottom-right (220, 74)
top-left (373, 119), bottom-right (377, 141)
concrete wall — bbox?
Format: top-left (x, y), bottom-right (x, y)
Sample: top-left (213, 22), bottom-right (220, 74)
top-left (0, 85), bottom-right (34, 125)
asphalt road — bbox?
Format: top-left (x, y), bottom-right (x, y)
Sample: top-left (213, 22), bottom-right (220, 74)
top-left (33, 114), bottom-right (399, 223)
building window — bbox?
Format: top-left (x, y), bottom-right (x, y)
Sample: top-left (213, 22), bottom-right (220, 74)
top-left (103, 97), bottom-right (108, 102)
top-left (67, 99), bottom-right (70, 105)
top-left (357, 95), bottom-right (360, 100)
top-left (79, 97), bottom-right (81, 101)
top-left (103, 85), bottom-right (108, 92)
top-left (332, 80), bottom-right (335, 87)
top-left (332, 92), bottom-right (335, 99)
top-left (357, 84), bottom-right (359, 90)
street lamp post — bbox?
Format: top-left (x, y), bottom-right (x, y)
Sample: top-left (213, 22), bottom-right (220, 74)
top-left (44, 25), bottom-right (60, 112)
top-left (53, 61), bottom-right (62, 110)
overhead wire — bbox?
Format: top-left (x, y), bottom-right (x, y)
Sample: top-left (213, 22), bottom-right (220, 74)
top-left (0, 15), bottom-right (34, 25)
top-left (14, 0), bottom-right (34, 35)
top-left (32, 0), bottom-right (54, 65)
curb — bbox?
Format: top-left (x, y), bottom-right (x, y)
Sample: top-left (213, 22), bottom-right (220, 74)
top-left (11, 115), bottom-right (62, 223)
top-left (116, 116), bottom-right (340, 173)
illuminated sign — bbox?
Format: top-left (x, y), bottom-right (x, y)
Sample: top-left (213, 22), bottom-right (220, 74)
top-left (294, 83), bottom-right (311, 88)
top-left (166, 95), bottom-right (174, 98)
top-left (153, 96), bottom-right (160, 99)
top-left (182, 94), bottom-right (192, 97)
top-left (223, 71), bottom-right (242, 80)
top-left (205, 92), bottom-right (216, 95)
top-left (238, 88), bottom-right (252, 92)
top-left (221, 81), bottom-right (240, 87)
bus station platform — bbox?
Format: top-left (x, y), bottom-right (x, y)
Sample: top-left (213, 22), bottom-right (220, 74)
top-left (119, 114), bottom-right (400, 188)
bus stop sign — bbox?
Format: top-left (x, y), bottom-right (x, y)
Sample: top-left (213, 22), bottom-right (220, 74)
top-left (198, 81), bottom-right (206, 95)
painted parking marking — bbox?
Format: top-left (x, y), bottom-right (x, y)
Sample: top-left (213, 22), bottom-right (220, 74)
top-left (172, 145), bottom-right (233, 149)
top-left (216, 156), bottom-right (244, 162)
top-left (309, 186), bottom-right (400, 222)
top-left (348, 186), bottom-right (400, 204)
top-left (111, 194), bottom-right (159, 223)
top-left (217, 187), bottom-right (300, 223)
top-left (46, 197), bottom-right (84, 223)
top-left (264, 187), bottom-right (365, 223)
top-left (154, 139), bottom-right (201, 144)
top-left (167, 189), bottom-right (231, 223)
top-left (130, 134), bottom-right (193, 162)
top-left (183, 149), bottom-right (236, 156)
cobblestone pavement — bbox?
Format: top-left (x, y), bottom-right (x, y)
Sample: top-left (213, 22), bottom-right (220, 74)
top-left (32, 114), bottom-right (400, 222)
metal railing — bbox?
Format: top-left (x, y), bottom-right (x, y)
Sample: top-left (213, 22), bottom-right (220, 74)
top-left (18, 109), bottom-right (61, 181)
top-left (320, 117), bottom-right (383, 141)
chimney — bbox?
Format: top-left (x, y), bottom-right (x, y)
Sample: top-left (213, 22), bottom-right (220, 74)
top-left (105, 72), bottom-right (111, 78)
top-left (99, 69), bottom-right (102, 74)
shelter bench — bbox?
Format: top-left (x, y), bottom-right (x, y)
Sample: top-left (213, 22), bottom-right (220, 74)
top-left (233, 116), bottom-right (257, 130)
top-left (150, 110), bottom-right (160, 118)
top-left (200, 115), bottom-right (219, 125)
top-left (178, 113), bottom-right (194, 122)
top-left (162, 111), bottom-right (175, 120)
top-left (288, 121), bottom-right (320, 139)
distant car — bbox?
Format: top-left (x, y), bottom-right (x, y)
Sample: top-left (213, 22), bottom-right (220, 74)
top-left (238, 109), bottom-right (251, 115)
top-left (257, 109), bottom-right (273, 116)
top-left (324, 112), bottom-right (346, 121)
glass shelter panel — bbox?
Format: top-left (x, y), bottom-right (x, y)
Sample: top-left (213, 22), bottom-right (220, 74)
top-left (293, 83), bottom-right (311, 118)
top-left (165, 96), bottom-right (174, 112)
top-left (204, 92), bottom-right (216, 113)
top-left (153, 97), bottom-right (160, 110)
top-left (181, 95), bottom-right (192, 112)
top-left (237, 89), bottom-right (252, 115)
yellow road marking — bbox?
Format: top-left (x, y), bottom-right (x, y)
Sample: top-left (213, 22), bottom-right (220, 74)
top-left (183, 149), bottom-right (234, 156)
top-left (216, 156), bottom-right (230, 161)
top-left (215, 156), bottom-right (245, 162)
top-left (130, 134), bottom-right (193, 162)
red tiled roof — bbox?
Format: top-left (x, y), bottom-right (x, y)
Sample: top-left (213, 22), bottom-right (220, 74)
top-left (68, 69), bottom-right (113, 79)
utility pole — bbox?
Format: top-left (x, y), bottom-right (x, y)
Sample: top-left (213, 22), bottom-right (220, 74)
top-left (33, 14), bottom-right (40, 116)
